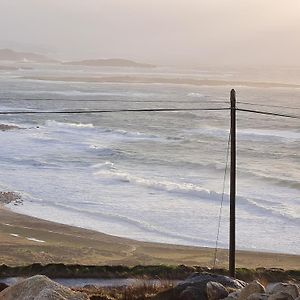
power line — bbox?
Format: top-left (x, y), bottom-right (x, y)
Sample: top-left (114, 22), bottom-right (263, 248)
top-left (237, 108), bottom-right (300, 119)
top-left (1, 107), bottom-right (300, 120)
top-left (237, 101), bottom-right (300, 111)
top-left (1, 98), bottom-right (228, 104)
top-left (0, 107), bottom-right (230, 115)
top-left (213, 132), bottom-right (231, 269)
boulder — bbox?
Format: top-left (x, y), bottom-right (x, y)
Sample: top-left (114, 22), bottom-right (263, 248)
top-left (269, 292), bottom-right (295, 300)
top-left (224, 290), bottom-right (241, 300)
top-left (0, 283), bottom-right (8, 292)
top-left (152, 272), bottom-right (246, 300)
top-left (0, 275), bottom-right (88, 300)
top-left (207, 281), bottom-right (229, 300)
top-left (238, 281), bottom-right (265, 300)
top-left (183, 273), bottom-right (246, 289)
top-left (246, 293), bottom-right (268, 300)
top-left (83, 284), bottom-right (97, 290)
top-left (269, 283), bottom-right (299, 299)
top-left (179, 286), bottom-right (205, 300)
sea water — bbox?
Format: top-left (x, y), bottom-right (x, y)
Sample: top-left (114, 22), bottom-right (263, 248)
top-left (0, 64), bottom-right (299, 255)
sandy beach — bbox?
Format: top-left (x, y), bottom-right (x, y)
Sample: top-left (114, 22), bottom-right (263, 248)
top-left (0, 207), bottom-right (299, 269)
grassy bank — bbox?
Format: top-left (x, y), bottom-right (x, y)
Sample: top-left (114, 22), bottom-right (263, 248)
top-left (0, 264), bottom-right (299, 282)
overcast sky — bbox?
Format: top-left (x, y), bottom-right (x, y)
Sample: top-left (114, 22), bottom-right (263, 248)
top-left (0, 0), bottom-right (299, 66)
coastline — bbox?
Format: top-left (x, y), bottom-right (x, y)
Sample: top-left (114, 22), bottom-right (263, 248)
top-left (22, 75), bottom-right (300, 88)
top-left (0, 206), bottom-right (299, 269)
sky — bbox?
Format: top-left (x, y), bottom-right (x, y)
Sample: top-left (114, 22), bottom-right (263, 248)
top-left (0, 0), bottom-right (300, 66)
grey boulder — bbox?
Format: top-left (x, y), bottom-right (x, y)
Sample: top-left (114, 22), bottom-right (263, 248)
top-left (207, 281), bottom-right (229, 300)
top-left (238, 281), bottom-right (265, 300)
top-left (0, 275), bottom-right (88, 300)
top-left (269, 292), bottom-right (295, 300)
top-left (153, 272), bottom-right (246, 300)
top-left (269, 283), bottom-right (299, 300)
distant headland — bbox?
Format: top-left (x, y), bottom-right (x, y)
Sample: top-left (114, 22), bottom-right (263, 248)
top-left (0, 49), bottom-right (156, 68)
top-left (63, 58), bottom-right (156, 68)
top-left (0, 49), bottom-right (57, 63)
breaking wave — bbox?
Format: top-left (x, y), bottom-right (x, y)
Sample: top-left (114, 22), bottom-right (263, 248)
top-left (94, 168), bottom-right (299, 224)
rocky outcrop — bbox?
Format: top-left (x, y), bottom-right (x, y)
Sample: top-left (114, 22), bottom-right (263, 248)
top-left (0, 275), bottom-right (88, 300)
top-left (0, 191), bottom-right (23, 205)
top-left (152, 272), bottom-right (246, 300)
top-left (227, 281), bottom-right (299, 300)
top-left (0, 124), bottom-right (20, 131)
top-left (152, 271), bottom-right (300, 300)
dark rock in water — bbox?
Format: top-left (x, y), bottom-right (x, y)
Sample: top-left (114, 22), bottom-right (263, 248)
top-left (0, 191), bottom-right (23, 205)
top-left (0, 124), bottom-right (20, 131)
top-left (152, 272), bottom-right (246, 300)
top-left (0, 282), bottom-right (9, 292)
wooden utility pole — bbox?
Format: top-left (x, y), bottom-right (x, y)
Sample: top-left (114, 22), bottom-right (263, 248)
top-left (229, 89), bottom-right (236, 277)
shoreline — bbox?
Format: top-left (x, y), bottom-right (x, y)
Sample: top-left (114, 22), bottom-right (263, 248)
top-left (5, 204), bottom-right (299, 257)
top-left (22, 75), bottom-right (300, 88)
top-left (0, 206), bottom-right (299, 270)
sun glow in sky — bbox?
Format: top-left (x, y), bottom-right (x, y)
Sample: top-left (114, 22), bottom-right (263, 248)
top-left (1, 0), bottom-right (300, 66)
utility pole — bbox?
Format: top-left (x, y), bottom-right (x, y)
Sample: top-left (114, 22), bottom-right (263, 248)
top-left (229, 89), bottom-right (236, 277)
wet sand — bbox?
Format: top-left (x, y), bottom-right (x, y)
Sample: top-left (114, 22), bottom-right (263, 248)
top-left (0, 207), bottom-right (299, 269)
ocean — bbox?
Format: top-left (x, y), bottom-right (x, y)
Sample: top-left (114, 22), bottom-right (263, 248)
top-left (0, 63), bottom-right (299, 255)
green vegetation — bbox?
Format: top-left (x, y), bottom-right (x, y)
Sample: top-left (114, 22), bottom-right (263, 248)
top-left (0, 264), bottom-right (299, 282)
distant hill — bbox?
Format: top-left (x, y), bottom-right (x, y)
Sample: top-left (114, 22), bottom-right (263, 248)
top-left (0, 49), bottom-right (57, 63)
top-left (64, 58), bottom-right (155, 68)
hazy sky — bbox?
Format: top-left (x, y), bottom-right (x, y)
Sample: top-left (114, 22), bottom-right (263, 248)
top-left (0, 0), bottom-right (299, 66)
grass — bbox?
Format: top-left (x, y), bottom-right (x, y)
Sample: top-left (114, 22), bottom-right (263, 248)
top-left (74, 281), bottom-right (175, 300)
top-left (0, 264), bottom-right (299, 283)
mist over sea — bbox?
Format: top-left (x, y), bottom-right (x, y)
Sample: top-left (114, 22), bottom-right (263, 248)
top-left (0, 64), bottom-right (299, 255)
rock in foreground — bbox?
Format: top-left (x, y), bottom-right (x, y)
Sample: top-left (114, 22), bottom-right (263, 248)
top-left (152, 272), bottom-right (300, 300)
top-left (152, 272), bottom-right (246, 300)
top-left (0, 275), bottom-right (88, 300)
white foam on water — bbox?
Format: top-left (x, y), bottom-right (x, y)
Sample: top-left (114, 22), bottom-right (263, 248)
top-left (187, 92), bottom-right (206, 98)
top-left (26, 237), bottom-right (46, 243)
top-left (186, 126), bottom-right (300, 142)
top-left (45, 120), bottom-right (95, 129)
top-left (1, 68), bottom-right (300, 255)
top-left (10, 233), bottom-right (20, 237)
